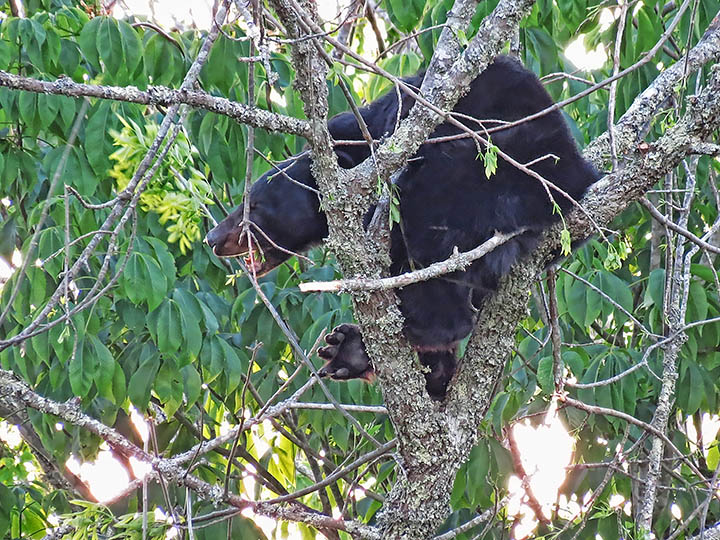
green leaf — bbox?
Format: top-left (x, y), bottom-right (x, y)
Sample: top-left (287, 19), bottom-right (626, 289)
top-left (144, 33), bottom-right (180, 86)
top-left (466, 442), bottom-right (490, 507)
top-left (89, 335), bottom-right (116, 403)
top-left (128, 346), bottom-right (160, 410)
top-left (97, 17), bottom-right (123, 77)
top-left (57, 95), bottom-right (77, 130)
top-left (155, 359), bottom-right (184, 417)
top-left (560, 227), bottom-right (572, 256)
top-left (121, 252), bottom-right (148, 305)
top-left (526, 27), bottom-right (559, 74)
top-left (197, 297), bottom-right (220, 334)
top-left (180, 308), bottom-right (202, 360)
top-left (565, 279), bottom-right (587, 327)
top-left (26, 18), bottom-right (46, 45)
top-left (594, 271), bottom-right (633, 326)
top-left (332, 423), bottom-right (349, 451)
top-left (537, 356), bottom-right (554, 394)
top-left (678, 363), bottom-right (704, 415)
top-left (299, 310), bottom-right (334, 351)
top-left (594, 359), bottom-right (613, 410)
top-left (688, 281), bottom-right (709, 324)
top-left (143, 255), bottom-right (168, 311)
top-left (42, 146), bottom-right (97, 197)
top-left (144, 237), bottom-right (176, 286)
top-left (198, 112), bottom-right (217, 156)
top-left (691, 263), bottom-right (716, 283)
top-left (491, 391), bottom-right (509, 435)
top-left (172, 289), bottom-right (203, 358)
top-left (112, 362), bottom-right (127, 405)
top-left (148, 299), bottom-right (183, 354)
top-left (201, 336), bottom-right (225, 384)
top-left (450, 464), bottom-right (467, 508)
top-left (42, 25), bottom-right (61, 68)
top-left (58, 38), bottom-right (81, 75)
top-left (644, 268), bottom-right (665, 309)
top-left (219, 338), bottom-right (245, 393)
top-left (0, 216), bottom-right (16, 260)
top-left (563, 350), bottom-right (584, 378)
top-left (121, 252), bottom-right (167, 310)
top-left (37, 93), bottom-right (60, 126)
top-left (635, 8), bottom-right (656, 52)
top-left (0, 36), bottom-right (10, 70)
top-left (620, 363), bottom-right (637, 416)
top-left (708, 443), bottom-right (720, 471)
top-left (78, 16), bottom-right (103, 71)
top-left (20, 19), bottom-right (46, 71)
top-left (49, 323), bottom-right (73, 365)
top-left (28, 332), bottom-right (50, 367)
top-left (69, 338), bottom-right (95, 397)
top-left (117, 20), bottom-right (143, 78)
top-left (55, 6), bottom-right (90, 34)
top-left (28, 266), bottom-right (47, 307)
top-left (202, 34), bottom-right (244, 94)
top-left (483, 143), bottom-right (498, 178)
top-left (584, 284), bottom-right (602, 327)
top-left (182, 365), bottom-right (202, 407)
top-left (385, 0), bottom-right (425, 32)
top-left (488, 437), bottom-right (513, 477)
top-left (0, 483), bottom-right (16, 538)
top-left (18, 90), bottom-right (38, 128)
top-left (85, 101), bottom-right (113, 175)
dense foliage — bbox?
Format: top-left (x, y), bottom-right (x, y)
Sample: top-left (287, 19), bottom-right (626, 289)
top-left (0, 0), bottom-right (719, 538)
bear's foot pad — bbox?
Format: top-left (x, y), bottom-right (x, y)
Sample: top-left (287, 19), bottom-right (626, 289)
top-left (317, 324), bottom-right (373, 381)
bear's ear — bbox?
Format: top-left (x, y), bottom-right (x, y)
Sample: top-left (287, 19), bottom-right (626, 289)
top-left (336, 150), bottom-right (357, 170)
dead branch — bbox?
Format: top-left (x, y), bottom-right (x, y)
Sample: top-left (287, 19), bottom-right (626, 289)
top-left (299, 230), bottom-right (527, 293)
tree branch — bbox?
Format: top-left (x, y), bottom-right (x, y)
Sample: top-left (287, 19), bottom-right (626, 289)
top-left (0, 70), bottom-right (311, 137)
top-left (298, 230), bottom-right (527, 293)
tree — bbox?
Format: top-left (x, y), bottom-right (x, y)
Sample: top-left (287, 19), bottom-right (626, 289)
top-left (1, 0), bottom-right (720, 538)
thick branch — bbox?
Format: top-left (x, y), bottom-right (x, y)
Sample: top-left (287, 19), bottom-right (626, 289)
top-left (0, 70), bottom-right (311, 137)
top-left (298, 230), bottom-right (526, 293)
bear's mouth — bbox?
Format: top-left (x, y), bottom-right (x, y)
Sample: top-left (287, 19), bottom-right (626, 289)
top-left (243, 250), bottom-right (268, 275)
top-left (208, 230), bottom-right (292, 276)
top-left (240, 250), bottom-right (258, 272)
top-left (208, 242), bottom-right (271, 275)
top-left (232, 245), bottom-right (289, 277)
top-left (219, 245), bottom-right (271, 276)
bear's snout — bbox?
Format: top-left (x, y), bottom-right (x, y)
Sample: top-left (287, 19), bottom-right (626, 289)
top-left (204, 227), bottom-right (222, 249)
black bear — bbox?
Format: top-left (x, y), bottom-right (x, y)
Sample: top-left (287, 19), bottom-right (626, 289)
top-left (205, 55), bottom-right (600, 399)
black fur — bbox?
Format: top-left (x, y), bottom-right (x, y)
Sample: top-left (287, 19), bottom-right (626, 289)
top-left (205, 56), bottom-right (600, 399)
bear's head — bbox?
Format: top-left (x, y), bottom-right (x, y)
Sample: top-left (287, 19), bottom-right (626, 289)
top-left (205, 154), bottom-right (329, 275)
top-left (206, 109), bottom-right (370, 273)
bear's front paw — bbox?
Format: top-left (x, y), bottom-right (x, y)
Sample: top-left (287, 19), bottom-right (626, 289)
top-left (317, 324), bottom-right (374, 381)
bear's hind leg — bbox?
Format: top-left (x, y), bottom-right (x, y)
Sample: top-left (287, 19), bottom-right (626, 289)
top-left (418, 350), bottom-right (457, 400)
